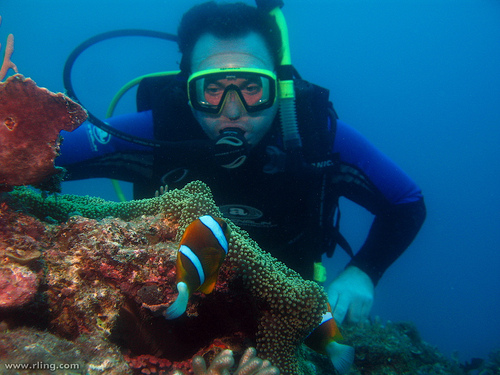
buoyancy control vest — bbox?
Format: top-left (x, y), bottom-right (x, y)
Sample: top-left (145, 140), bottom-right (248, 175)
top-left (135, 74), bottom-right (350, 279)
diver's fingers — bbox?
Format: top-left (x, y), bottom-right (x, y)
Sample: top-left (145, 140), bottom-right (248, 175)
top-left (347, 294), bottom-right (373, 324)
top-left (332, 294), bottom-right (349, 324)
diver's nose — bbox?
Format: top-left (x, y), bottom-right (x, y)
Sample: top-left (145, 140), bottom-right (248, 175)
top-left (222, 90), bottom-right (244, 120)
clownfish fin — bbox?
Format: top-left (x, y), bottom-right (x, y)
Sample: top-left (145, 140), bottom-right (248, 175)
top-left (164, 282), bottom-right (189, 320)
top-left (326, 341), bottom-right (355, 375)
top-left (198, 272), bottom-right (219, 294)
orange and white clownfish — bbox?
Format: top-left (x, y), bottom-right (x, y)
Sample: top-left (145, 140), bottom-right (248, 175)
top-left (164, 215), bottom-right (231, 320)
top-left (304, 303), bottom-right (355, 374)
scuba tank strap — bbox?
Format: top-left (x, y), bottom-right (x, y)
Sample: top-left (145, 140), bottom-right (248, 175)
top-left (310, 106), bottom-right (354, 260)
top-left (294, 79), bottom-right (335, 164)
top-left (328, 197), bottom-right (354, 258)
top-left (317, 155), bottom-right (354, 260)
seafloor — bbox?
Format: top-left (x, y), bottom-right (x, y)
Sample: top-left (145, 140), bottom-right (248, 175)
top-left (0, 185), bottom-right (498, 375)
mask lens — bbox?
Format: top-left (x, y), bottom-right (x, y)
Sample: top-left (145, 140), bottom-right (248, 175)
top-left (234, 76), bottom-right (265, 106)
top-left (189, 69), bottom-right (276, 113)
top-left (198, 78), bottom-right (224, 106)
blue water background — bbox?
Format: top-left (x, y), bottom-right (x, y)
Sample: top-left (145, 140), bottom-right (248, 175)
top-left (2, 0), bottom-right (499, 364)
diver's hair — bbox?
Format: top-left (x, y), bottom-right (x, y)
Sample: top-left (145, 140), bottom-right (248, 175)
top-left (177, 1), bottom-right (282, 74)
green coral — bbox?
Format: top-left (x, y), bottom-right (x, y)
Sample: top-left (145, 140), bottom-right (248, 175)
top-left (227, 222), bottom-right (327, 374)
top-left (7, 181), bottom-right (220, 233)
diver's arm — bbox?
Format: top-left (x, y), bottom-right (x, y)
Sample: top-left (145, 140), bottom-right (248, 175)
top-left (331, 120), bottom-right (426, 284)
top-left (329, 197), bottom-right (425, 324)
top-left (55, 111), bottom-right (155, 182)
top-left (328, 120), bottom-right (426, 323)
top-left (57, 110), bottom-right (154, 166)
top-left (347, 198), bottom-right (426, 284)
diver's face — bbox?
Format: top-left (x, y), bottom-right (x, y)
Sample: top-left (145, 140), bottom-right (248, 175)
top-left (190, 32), bottom-right (279, 147)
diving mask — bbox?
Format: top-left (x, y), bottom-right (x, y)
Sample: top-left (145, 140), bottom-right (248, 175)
top-left (187, 68), bottom-right (277, 114)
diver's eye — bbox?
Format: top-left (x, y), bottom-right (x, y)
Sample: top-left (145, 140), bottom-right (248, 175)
top-left (205, 84), bottom-right (224, 96)
top-left (242, 83), bottom-right (262, 95)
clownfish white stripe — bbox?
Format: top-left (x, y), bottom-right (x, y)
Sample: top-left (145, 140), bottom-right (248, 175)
top-left (306, 311), bottom-right (334, 340)
top-left (179, 245), bottom-right (206, 285)
top-left (320, 311), bottom-right (334, 325)
top-left (199, 215), bottom-right (229, 254)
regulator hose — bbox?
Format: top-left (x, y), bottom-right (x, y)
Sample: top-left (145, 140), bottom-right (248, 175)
top-left (62, 29), bottom-right (180, 149)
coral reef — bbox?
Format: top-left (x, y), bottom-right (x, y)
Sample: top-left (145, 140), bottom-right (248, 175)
top-left (342, 319), bottom-right (465, 375)
top-left (295, 319), bottom-right (500, 375)
top-left (0, 201), bottom-right (44, 310)
top-left (2, 181), bottom-right (326, 374)
top-left (1, 183), bottom-right (499, 374)
top-left (0, 74), bottom-right (87, 190)
top-left (479, 350), bottom-right (500, 374)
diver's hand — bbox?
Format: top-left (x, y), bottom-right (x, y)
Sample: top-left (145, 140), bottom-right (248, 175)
top-left (328, 266), bottom-right (374, 324)
top-left (192, 347), bottom-right (280, 375)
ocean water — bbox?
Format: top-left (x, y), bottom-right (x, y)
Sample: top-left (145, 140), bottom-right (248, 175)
top-left (2, 0), bottom-right (499, 365)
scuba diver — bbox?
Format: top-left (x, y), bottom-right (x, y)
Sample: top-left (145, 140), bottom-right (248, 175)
top-left (56, 0), bottom-right (426, 359)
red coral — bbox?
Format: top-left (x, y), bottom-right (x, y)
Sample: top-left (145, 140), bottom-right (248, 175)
top-left (124, 354), bottom-right (174, 375)
top-left (0, 264), bottom-right (39, 309)
top-left (0, 74), bottom-right (87, 189)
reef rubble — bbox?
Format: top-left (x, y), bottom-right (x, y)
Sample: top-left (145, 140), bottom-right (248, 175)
top-left (0, 184), bottom-right (498, 375)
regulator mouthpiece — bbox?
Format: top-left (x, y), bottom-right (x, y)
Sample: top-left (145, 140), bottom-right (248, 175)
top-left (214, 128), bottom-right (249, 169)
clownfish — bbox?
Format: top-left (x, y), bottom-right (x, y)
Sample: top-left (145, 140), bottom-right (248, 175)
top-left (164, 215), bottom-right (231, 320)
top-left (304, 303), bottom-right (355, 374)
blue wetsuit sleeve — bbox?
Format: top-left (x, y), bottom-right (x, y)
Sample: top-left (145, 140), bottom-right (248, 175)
top-left (332, 120), bottom-right (426, 285)
top-left (57, 110), bottom-right (154, 166)
top-left (333, 120), bottom-right (422, 205)
top-left (56, 111), bottom-right (155, 183)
